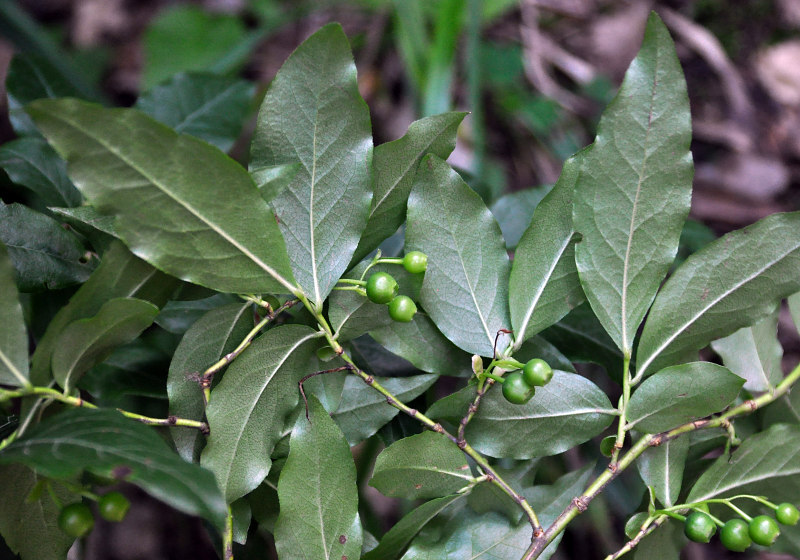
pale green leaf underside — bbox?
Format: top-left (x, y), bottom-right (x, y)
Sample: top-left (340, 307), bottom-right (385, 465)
top-left (0, 241), bottom-right (29, 387)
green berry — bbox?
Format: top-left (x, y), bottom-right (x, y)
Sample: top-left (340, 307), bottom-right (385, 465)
top-left (776, 503), bottom-right (800, 526)
top-left (58, 503), bottom-right (94, 538)
top-left (366, 272), bottom-right (398, 304)
top-left (98, 491), bottom-right (130, 522)
top-left (749, 515), bottom-right (780, 546)
top-left (684, 511), bottom-right (717, 543)
top-left (522, 359), bottom-right (553, 387)
top-left (502, 372), bottom-right (535, 405)
top-left (403, 251), bottom-right (428, 274)
top-left (720, 519), bottom-right (752, 552)
top-left (388, 295), bottom-right (416, 322)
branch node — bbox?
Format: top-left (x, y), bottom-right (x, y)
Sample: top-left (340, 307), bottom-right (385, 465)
top-left (572, 496), bottom-right (589, 512)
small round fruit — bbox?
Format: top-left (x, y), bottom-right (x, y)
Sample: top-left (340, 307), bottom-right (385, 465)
top-left (749, 515), bottom-right (780, 546)
top-left (388, 295), bottom-right (417, 322)
top-left (502, 372), bottom-right (535, 405)
top-left (98, 491), bottom-right (130, 523)
top-left (403, 251), bottom-right (428, 274)
top-left (776, 503), bottom-right (800, 526)
top-left (684, 511), bottom-right (717, 543)
top-left (522, 359), bottom-right (553, 387)
top-left (366, 272), bottom-right (399, 304)
top-left (58, 503), bottom-right (94, 538)
top-left (720, 519), bottom-right (752, 552)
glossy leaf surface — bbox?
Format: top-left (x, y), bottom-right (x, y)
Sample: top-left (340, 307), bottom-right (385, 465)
top-left (0, 136), bottom-right (80, 207)
top-left (0, 242), bottom-right (28, 387)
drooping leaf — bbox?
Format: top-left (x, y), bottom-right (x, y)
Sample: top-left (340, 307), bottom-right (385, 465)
top-left (167, 303), bottom-right (253, 462)
top-left (201, 324), bottom-right (320, 502)
top-left (135, 72), bottom-right (255, 152)
top-left (573, 13), bottom-right (692, 355)
top-left (509, 154), bottom-right (585, 348)
top-left (27, 98), bottom-right (297, 295)
top-left (0, 202), bottom-right (95, 291)
top-left (370, 432), bottom-right (472, 500)
top-left (711, 306), bottom-right (783, 391)
top-left (427, 372), bottom-right (615, 459)
top-left (636, 436), bottom-right (689, 507)
top-left (490, 185), bottom-right (551, 250)
top-left (406, 154), bottom-right (511, 356)
top-left (637, 211), bottom-right (800, 378)
top-left (627, 362), bottom-right (743, 433)
top-left (250, 23), bottom-right (373, 307)
top-left (332, 374), bottom-right (438, 445)
top-left (352, 112), bottom-right (466, 263)
top-left (0, 136), bottom-right (81, 207)
top-left (51, 297), bottom-right (159, 392)
top-left (687, 424), bottom-right (800, 503)
top-left (0, 408), bottom-right (227, 530)
top-left (0, 241), bottom-right (29, 387)
top-left (274, 396), bottom-right (362, 560)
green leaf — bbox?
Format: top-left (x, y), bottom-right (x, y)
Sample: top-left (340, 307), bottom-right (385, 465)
top-left (427, 372), bottom-right (615, 459)
top-left (789, 292), bottom-right (800, 335)
top-left (0, 408), bottom-right (227, 530)
top-left (27, 98), bottom-right (297, 295)
top-left (636, 211), bottom-right (800, 378)
top-left (687, 423), bottom-right (800, 503)
top-left (573, 13), bottom-right (692, 355)
top-left (0, 464), bottom-right (74, 560)
top-left (0, 241), bottom-right (29, 387)
top-left (155, 293), bottom-right (239, 334)
top-left (49, 205), bottom-right (117, 239)
top-left (370, 431), bottom-right (472, 499)
top-left (633, 519), bottom-right (682, 560)
top-left (0, 202), bottom-right (95, 292)
top-left (30, 241), bottom-right (179, 385)
top-left (51, 297), bottom-right (159, 392)
top-left (509, 154), bottom-right (585, 347)
top-left (250, 162), bottom-right (301, 204)
top-left (636, 436), bottom-right (689, 507)
top-left (763, 389), bottom-right (800, 427)
top-left (0, 136), bottom-right (81, 207)
top-left (711, 306), bottom-right (783, 391)
top-left (514, 336), bottom-right (576, 373)
top-left (490, 185), bottom-right (551, 250)
top-left (406, 155), bottom-right (511, 356)
top-left (274, 396), bottom-right (362, 559)
top-left (627, 362), bottom-right (744, 433)
top-left (135, 72), bottom-right (255, 152)
top-left (167, 303), bottom-right (253, 462)
top-left (332, 374), bottom-right (437, 445)
top-left (201, 324), bottom-right (320, 502)
top-left (250, 23), bottom-right (373, 307)
top-left (352, 112), bottom-right (467, 264)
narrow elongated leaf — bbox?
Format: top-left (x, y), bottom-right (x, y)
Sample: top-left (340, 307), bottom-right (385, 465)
top-left (352, 112), bottom-right (466, 263)
top-left (510, 154), bottom-right (585, 348)
top-left (711, 307), bottom-right (782, 391)
top-left (687, 424), bottom-right (800, 502)
top-left (637, 212), bottom-right (800, 378)
top-left (0, 202), bottom-right (95, 291)
top-left (167, 303), bottom-right (253, 462)
top-left (27, 98), bottom-right (297, 295)
top-left (274, 396), bottom-right (362, 560)
top-left (135, 72), bottom-right (255, 152)
top-left (51, 297), bottom-right (159, 391)
top-left (250, 23), bottom-right (372, 306)
top-left (201, 325), bottom-right (320, 502)
top-left (637, 437), bottom-right (689, 507)
top-left (490, 185), bottom-right (551, 250)
top-left (370, 432), bottom-right (472, 499)
top-left (0, 408), bottom-right (227, 529)
top-left (573, 13), bottom-right (692, 354)
top-left (0, 136), bottom-right (80, 207)
top-left (0, 242), bottom-right (28, 387)
top-left (627, 362), bottom-right (744, 433)
top-left (427, 373), bottom-right (615, 459)
top-left (406, 155), bottom-right (511, 356)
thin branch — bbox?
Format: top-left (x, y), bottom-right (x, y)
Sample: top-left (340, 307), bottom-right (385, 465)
top-left (298, 366), bottom-right (353, 421)
top-left (604, 515), bottom-right (668, 560)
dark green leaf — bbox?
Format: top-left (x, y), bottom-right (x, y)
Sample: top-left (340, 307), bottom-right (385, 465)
top-left (135, 72), bottom-right (255, 152)
top-left (0, 408), bottom-right (227, 530)
top-left (231, 498), bottom-right (251, 545)
top-left (467, 462), bottom-right (539, 523)
top-left (155, 293), bottom-right (239, 334)
top-left (49, 206), bottom-right (117, 239)
top-left (762, 389), bottom-right (800, 427)
top-left (632, 519), bottom-right (682, 560)
top-left (490, 185), bottom-right (551, 250)
top-left (27, 98), bottom-right (297, 295)
top-left (637, 436), bottom-right (689, 507)
top-left (510, 155), bottom-right (584, 347)
top-left (636, 212), bottom-right (800, 378)
top-left (274, 396), bottom-right (362, 559)
top-left (0, 241), bottom-right (28, 387)
top-left (250, 23), bottom-right (372, 307)
top-left (250, 162), bottom-right (301, 204)
top-left (406, 155), bottom-right (511, 356)
top-left (201, 325), bottom-right (320, 502)
top-left (514, 336), bottom-right (576, 373)
top-left (627, 362), bottom-right (743, 433)
top-left (0, 136), bottom-right (80, 207)
top-left (573, 13), bottom-right (692, 355)
top-left (789, 292), bottom-right (800, 335)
